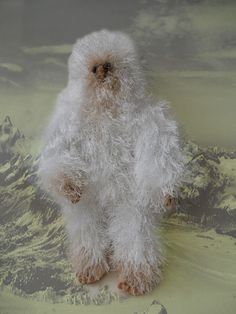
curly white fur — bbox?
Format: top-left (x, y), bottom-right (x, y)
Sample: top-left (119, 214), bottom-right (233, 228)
top-left (38, 29), bottom-right (185, 295)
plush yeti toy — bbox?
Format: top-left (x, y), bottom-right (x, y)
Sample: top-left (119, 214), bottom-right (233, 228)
top-left (38, 30), bottom-right (185, 296)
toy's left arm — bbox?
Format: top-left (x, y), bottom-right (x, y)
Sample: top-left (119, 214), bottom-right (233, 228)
top-left (134, 102), bottom-right (185, 204)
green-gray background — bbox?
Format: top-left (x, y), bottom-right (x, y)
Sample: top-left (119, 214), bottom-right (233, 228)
top-left (0, 1), bottom-right (236, 314)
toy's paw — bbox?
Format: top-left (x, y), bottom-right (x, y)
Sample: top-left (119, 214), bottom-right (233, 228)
top-left (118, 279), bottom-right (143, 296)
top-left (76, 262), bottom-right (108, 284)
top-left (63, 177), bottom-right (82, 204)
top-left (164, 195), bottom-right (175, 210)
top-left (117, 264), bottom-right (160, 296)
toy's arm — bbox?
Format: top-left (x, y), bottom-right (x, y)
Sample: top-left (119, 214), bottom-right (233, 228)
top-left (38, 90), bottom-right (86, 204)
top-left (133, 102), bottom-right (185, 206)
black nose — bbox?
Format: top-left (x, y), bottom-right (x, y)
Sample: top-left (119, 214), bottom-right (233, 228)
top-left (103, 62), bottom-right (111, 73)
top-left (92, 62), bottom-right (112, 74)
top-left (92, 65), bottom-right (97, 74)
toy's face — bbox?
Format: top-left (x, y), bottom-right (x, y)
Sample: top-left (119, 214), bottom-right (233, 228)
top-left (87, 54), bottom-right (120, 95)
top-left (91, 60), bottom-right (112, 82)
top-left (68, 30), bottom-right (143, 103)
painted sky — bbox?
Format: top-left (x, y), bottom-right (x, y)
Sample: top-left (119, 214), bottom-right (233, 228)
top-left (0, 0), bottom-right (236, 149)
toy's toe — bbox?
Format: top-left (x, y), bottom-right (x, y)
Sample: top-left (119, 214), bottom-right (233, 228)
top-left (77, 273), bottom-right (96, 284)
top-left (118, 280), bottom-right (143, 296)
top-left (117, 262), bottom-right (161, 296)
top-left (76, 263), bottom-right (108, 284)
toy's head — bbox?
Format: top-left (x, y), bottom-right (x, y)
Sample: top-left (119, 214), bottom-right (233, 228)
top-left (68, 30), bottom-right (145, 104)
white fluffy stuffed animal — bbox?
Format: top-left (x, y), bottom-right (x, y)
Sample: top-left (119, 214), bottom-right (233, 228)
top-left (38, 29), bottom-right (185, 296)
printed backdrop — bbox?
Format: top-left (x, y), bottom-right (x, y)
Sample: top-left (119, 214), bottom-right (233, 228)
top-left (0, 1), bottom-right (236, 313)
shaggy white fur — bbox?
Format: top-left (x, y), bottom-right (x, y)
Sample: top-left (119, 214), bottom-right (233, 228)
top-left (38, 29), bottom-right (185, 295)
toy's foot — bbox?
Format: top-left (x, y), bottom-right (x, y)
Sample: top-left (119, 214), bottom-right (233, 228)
top-left (117, 264), bottom-right (160, 296)
top-left (164, 195), bottom-right (175, 210)
top-left (76, 262), bottom-right (108, 284)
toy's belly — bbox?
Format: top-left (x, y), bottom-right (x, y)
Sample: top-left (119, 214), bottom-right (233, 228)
top-left (80, 127), bottom-right (133, 173)
top-left (89, 142), bottom-right (133, 180)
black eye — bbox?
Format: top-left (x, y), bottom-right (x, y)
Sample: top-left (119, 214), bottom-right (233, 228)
top-left (92, 65), bottom-right (97, 73)
top-left (103, 62), bottom-right (112, 71)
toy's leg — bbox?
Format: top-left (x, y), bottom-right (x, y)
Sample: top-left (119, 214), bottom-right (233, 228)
top-left (108, 202), bottom-right (163, 295)
top-left (62, 197), bottom-right (109, 284)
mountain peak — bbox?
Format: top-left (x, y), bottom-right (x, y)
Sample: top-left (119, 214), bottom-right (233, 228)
top-left (0, 116), bottom-right (24, 161)
top-left (4, 115), bottom-right (12, 124)
top-left (1, 115), bottom-right (13, 133)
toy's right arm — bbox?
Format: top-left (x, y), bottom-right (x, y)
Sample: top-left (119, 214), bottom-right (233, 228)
top-left (38, 90), bottom-right (85, 204)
